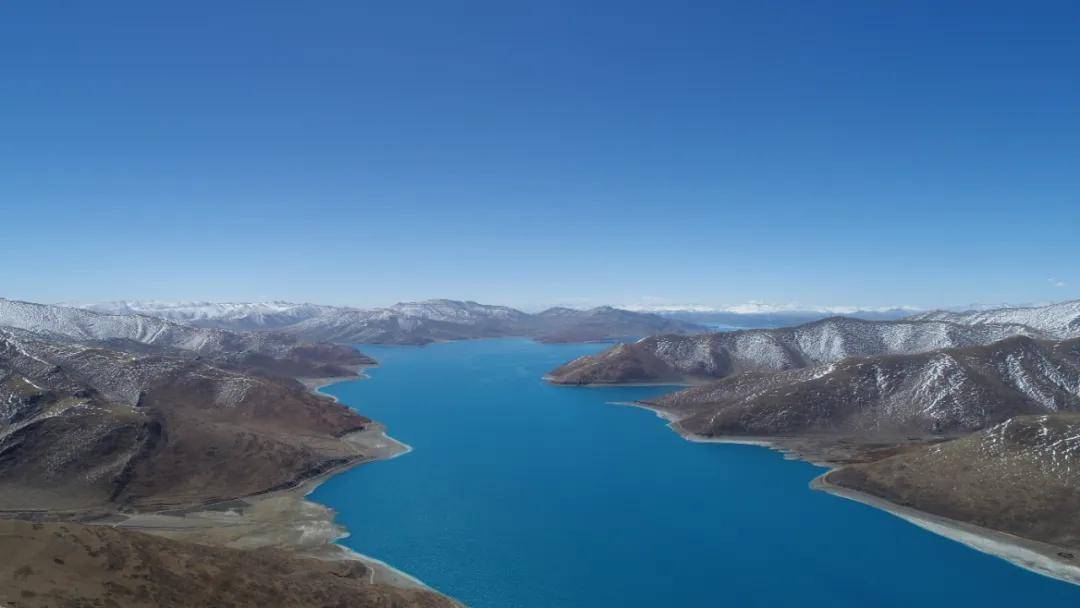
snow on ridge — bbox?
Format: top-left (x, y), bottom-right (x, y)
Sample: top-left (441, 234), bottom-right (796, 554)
top-left (722, 302), bottom-right (921, 315)
top-left (619, 301), bottom-right (922, 315)
top-left (69, 298), bottom-right (529, 326)
top-left (0, 326), bottom-right (269, 411)
top-left (666, 335), bottom-right (1080, 439)
top-left (65, 298), bottom-right (696, 345)
top-left (386, 299), bottom-right (525, 322)
top-left (70, 300), bottom-right (340, 325)
top-left (0, 298), bottom-right (301, 359)
top-left (910, 299), bottom-right (1080, 339)
top-left (621, 316), bottom-right (1048, 383)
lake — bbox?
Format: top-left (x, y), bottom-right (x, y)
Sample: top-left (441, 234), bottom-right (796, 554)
top-left (312, 339), bottom-right (1080, 607)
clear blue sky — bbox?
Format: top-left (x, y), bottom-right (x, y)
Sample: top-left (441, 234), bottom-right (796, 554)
top-left (2, 1), bottom-right (1077, 310)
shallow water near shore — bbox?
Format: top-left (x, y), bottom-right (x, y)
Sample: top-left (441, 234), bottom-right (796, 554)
top-left (312, 339), bottom-right (1080, 607)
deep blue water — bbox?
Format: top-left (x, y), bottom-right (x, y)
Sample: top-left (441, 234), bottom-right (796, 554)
top-left (312, 339), bottom-right (1080, 607)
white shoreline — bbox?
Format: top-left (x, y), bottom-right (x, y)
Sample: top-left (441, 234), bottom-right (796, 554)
top-left (306, 374), bottom-right (456, 600)
top-left (814, 477), bottom-right (1080, 586)
top-left (617, 398), bottom-right (1080, 588)
top-left (544, 375), bottom-right (697, 388)
top-left (333, 544), bottom-right (441, 590)
top-left (610, 400), bottom-right (816, 461)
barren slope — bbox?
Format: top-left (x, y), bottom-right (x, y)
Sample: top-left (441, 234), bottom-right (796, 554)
top-left (0, 519), bottom-right (457, 608)
top-left (647, 336), bottom-right (1080, 443)
top-left (548, 316), bottom-right (1041, 385)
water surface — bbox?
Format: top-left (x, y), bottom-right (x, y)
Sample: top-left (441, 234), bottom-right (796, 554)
top-left (313, 339), bottom-right (1080, 607)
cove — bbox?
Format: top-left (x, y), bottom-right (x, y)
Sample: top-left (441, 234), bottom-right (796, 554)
top-left (311, 339), bottom-right (1080, 607)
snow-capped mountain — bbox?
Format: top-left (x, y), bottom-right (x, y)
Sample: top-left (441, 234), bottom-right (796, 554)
top-left (529, 306), bottom-right (704, 343)
top-left (650, 335), bottom-right (1080, 439)
top-left (908, 299), bottom-right (1080, 339)
top-left (0, 326), bottom-right (368, 510)
top-left (276, 299), bottom-right (540, 344)
top-left (67, 299), bottom-right (706, 345)
top-left (0, 298), bottom-right (369, 378)
top-left (625, 302), bottom-right (919, 316)
top-left (73, 300), bottom-right (338, 331)
top-left (385, 299), bottom-right (526, 323)
top-left (546, 316), bottom-right (1043, 384)
top-left (649, 306), bottom-right (920, 330)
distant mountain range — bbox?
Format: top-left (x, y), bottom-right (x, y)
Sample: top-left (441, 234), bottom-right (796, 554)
top-left (74, 299), bottom-right (707, 345)
top-left (70, 300), bottom-right (341, 331)
top-left (634, 305), bottom-right (920, 329)
top-left (909, 299), bottom-right (1080, 339)
top-left (628, 300), bottom-right (1080, 332)
top-left (0, 298), bottom-right (370, 379)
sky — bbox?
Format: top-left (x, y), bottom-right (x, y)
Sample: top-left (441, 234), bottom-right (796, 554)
top-left (2, 1), bottom-right (1078, 311)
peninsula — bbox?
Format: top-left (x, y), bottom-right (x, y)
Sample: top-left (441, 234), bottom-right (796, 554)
top-left (0, 299), bottom-right (460, 607)
top-left (548, 300), bottom-right (1080, 584)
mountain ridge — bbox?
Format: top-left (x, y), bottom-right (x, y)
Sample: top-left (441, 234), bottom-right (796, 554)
top-left (646, 334), bottom-right (1080, 443)
top-left (0, 298), bottom-right (372, 379)
top-left (73, 298), bottom-right (708, 345)
top-left (547, 315), bottom-right (1047, 385)
top-left (907, 299), bottom-right (1080, 339)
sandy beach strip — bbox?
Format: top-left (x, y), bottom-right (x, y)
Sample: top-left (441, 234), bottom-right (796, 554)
top-left (609, 400), bottom-right (818, 461)
top-left (543, 375), bottom-right (698, 388)
top-left (813, 476), bottom-right (1080, 586)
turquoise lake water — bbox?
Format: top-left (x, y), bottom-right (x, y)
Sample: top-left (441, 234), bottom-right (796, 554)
top-left (311, 339), bottom-right (1080, 607)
